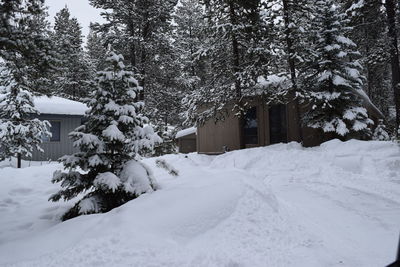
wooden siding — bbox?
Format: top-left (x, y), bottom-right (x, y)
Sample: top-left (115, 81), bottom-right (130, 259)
top-left (197, 97), bottom-right (314, 153)
top-left (30, 114), bottom-right (82, 161)
top-left (197, 92), bottom-right (382, 153)
top-left (197, 111), bottom-right (241, 154)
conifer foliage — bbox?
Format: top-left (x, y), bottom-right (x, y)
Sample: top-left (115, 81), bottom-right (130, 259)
top-left (50, 48), bottom-right (161, 221)
top-left (372, 119), bottom-right (390, 141)
top-left (0, 71), bottom-right (51, 166)
top-left (52, 6), bottom-right (91, 99)
top-left (302, 1), bottom-right (373, 138)
top-left (0, 0), bottom-right (54, 167)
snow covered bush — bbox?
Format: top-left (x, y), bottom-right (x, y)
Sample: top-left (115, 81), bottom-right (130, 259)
top-left (49, 48), bottom-right (161, 221)
top-left (372, 120), bottom-right (390, 141)
top-left (0, 73), bottom-right (51, 166)
top-left (153, 124), bottom-right (177, 156)
top-left (302, 1), bottom-right (373, 138)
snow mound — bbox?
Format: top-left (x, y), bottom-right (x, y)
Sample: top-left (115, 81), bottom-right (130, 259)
top-left (120, 160), bottom-right (158, 194)
top-left (0, 140), bottom-right (399, 267)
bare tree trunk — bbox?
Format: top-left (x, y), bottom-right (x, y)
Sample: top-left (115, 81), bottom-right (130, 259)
top-left (282, 0), bottom-right (303, 143)
top-left (385, 0), bottom-right (400, 127)
top-left (17, 153), bottom-right (21, 169)
top-left (228, 1), bottom-right (245, 149)
top-left (128, 21), bottom-right (136, 68)
top-left (229, 4), bottom-right (241, 100)
top-left (139, 18), bottom-right (150, 101)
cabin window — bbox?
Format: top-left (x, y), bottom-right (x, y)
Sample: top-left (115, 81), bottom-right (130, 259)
top-left (42, 121), bottom-right (61, 142)
top-left (244, 107), bottom-right (258, 145)
top-left (269, 104), bottom-right (287, 144)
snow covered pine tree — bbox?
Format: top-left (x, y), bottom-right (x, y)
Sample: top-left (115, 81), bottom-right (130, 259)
top-left (50, 48), bottom-right (161, 221)
top-left (372, 119), bottom-right (390, 141)
top-left (303, 1), bottom-right (373, 138)
top-left (0, 72), bottom-right (51, 168)
top-left (0, 0), bottom-right (55, 168)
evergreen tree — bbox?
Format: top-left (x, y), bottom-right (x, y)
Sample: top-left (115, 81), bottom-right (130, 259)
top-left (372, 119), bottom-right (390, 141)
top-left (185, 0), bottom-right (271, 127)
top-left (86, 26), bottom-right (108, 72)
top-left (153, 124), bottom-right (177, 156)
top-left (0, 0), bottom-right (55, 168)
top-left (49, 48), bottom-right (161, 221)
top-left (0, 0), bottom-right (56, 95)
top-left (344, 0), bottom-right (392, 118)
top-left (89, 0), bottom-right (178, 90)
top-left (265, 0), bottom-right (313, 82)
top-left (173, 0), bottom-right (205, 92)
top-left (384, 0), bottom-right (400, 128)
top-left (89, 0), bottom-right (181, 125)
top-left (261, 0), bottom-right (314, 141)
top-left (52, 6), bottom-right (91, 99)
top-left (303, 1), bottom-right (373, 138)
top-left (142, 30), bottom-right (184, 126)
top-left (0, 0), bottom-right (53, 68)
top-left (0, 69), bottom-right (51, 168)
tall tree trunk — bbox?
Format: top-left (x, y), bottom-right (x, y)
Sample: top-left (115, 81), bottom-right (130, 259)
top-left (228, 1), bottom-right (244, 148)
top-left (17, 153), bottom-right (21, 169)
top-left (282, 0), bottom-right (303, 143)
top-left (139, 19), bottom-right (150, 101)
top-left (282, 0), bottom-right (296, 89)
top-left (228, 1), bottom-right (241, 100)
top-left (128, 21), bottom-right (136, 68)
top-left (385, 0), bottom-right (400, 127)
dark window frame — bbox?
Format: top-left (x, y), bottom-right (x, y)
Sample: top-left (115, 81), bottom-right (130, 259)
top-left (43, 120), bottom-right (61, 143)
top-left (269, 104), bottom-right (288, 144)
top-left (243, 106), bottom-right (259, 145)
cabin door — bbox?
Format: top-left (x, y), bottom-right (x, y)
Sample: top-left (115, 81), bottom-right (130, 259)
top-left (269, 104), bottom-right (288, 144)
top-left (243, 106), bottom-right (259, 147)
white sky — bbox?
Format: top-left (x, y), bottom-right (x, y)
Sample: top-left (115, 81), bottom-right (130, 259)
top-left (45, 0), bottom-right (105, 40)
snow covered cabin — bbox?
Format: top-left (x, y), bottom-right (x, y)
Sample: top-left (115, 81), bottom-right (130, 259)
top-left (30, 96), bottom-right (87, 161)
top-left (196, 76), bottom-right (384, 154)
top-left (175, 127), bottom-right (197, 153)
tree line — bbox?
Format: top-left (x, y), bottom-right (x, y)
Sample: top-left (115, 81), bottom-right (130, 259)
top-left (2, 0), bottom-right (400, 159)
top-left (48, 1), bottom-right (400, 137)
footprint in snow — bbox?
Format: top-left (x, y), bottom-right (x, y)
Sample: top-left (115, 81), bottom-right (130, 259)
top-left (8, 188), bottom-right (33, 196)
top-left (0, 198), bottom-right (20, 207)
top-left (16, 222), bottom-right (33, 230)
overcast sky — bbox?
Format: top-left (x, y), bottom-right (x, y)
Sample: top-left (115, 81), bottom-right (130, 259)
top-left (45, 0), bottom-right (105, 40)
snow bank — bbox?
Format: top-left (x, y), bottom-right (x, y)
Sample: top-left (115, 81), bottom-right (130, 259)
top-left (33, 96), bottom-right (88, 115)
top-left (175, 127), bottom-right (196, 139)
top-left (120, 160), bottom-right (158, 194)
top-left (0, 140), bottom-right (399, 267)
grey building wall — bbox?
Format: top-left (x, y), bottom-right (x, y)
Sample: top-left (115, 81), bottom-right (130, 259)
top-left (30, 114), bottom-right (83, 161)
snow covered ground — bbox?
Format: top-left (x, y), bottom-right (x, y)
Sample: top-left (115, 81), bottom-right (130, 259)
top-left (0, 140), bottom-right (399, 267)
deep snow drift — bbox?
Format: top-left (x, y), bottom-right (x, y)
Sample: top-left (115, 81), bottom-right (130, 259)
top-left (0, 140), bottom-right (399, 267)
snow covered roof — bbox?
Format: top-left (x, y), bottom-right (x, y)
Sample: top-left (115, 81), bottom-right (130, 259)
top-left (176, 127), bottom-right (197, 139)
top-left (33, 96), bottom-right (88, 116)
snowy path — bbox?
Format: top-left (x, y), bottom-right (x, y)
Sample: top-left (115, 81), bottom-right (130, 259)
top-left (0, 140), bottom-right (399, 266)
top-left (269, 181), bottom-right (400, 266)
